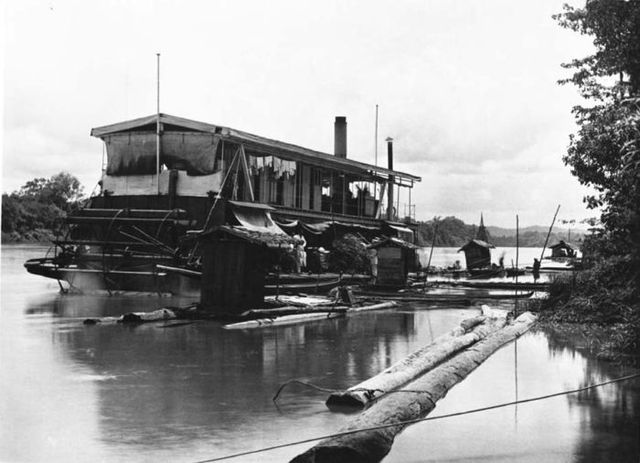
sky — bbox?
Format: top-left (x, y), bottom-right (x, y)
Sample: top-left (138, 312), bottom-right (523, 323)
top-left (2, 0), bottom-right (596, 228)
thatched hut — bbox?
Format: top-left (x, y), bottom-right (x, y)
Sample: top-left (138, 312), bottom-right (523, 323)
top-left (458, 239), bottom-right (495, 270)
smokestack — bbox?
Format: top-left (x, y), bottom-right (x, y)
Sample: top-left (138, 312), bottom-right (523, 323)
top-left (334, 116), bottom-right (347, 158)
top-left (386, 137), bottom-right (395, 221)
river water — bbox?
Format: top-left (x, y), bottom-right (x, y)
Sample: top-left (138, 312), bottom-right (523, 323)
top-left (1, 245), bottom-right (638, 462)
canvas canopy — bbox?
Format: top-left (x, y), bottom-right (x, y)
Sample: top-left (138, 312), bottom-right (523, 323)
top-left (228, 201), bottom-right (285, 235)
top-left (104, 132), bottom-right (220, 176)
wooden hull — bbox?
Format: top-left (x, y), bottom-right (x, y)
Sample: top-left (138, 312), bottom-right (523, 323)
top-left (24, 257), bottom-right (168, 293)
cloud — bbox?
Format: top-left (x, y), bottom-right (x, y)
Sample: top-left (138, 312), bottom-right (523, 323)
top-left (2, 0), bottom-right (596, 226)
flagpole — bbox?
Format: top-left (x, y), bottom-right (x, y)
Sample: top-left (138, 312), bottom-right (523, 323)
top-left (156, 53), bottom-right (161, 195)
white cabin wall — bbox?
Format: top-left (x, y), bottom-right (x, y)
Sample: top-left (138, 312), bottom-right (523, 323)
top-left (102, 170), bottom-right (223, 197)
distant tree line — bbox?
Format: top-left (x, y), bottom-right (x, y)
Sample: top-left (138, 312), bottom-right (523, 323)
top-left (414, 216), bottom-right (582, 248)
top-left (1, 172), bottom-right (84, 243)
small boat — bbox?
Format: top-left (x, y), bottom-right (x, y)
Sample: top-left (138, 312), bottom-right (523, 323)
top-left (505, 267), bottom-right (525, 277)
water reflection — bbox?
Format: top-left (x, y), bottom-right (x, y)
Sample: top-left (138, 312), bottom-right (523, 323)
top-left (2, 245), bottom-right (639, 463)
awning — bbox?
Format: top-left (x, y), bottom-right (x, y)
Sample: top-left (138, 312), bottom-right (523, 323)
top-left (228, 201), bottom-right (286, 235)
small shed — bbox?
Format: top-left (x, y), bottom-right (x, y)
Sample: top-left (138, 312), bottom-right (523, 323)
top-left (369, 237), bottom-right (419, 287)
top-left (199, 226), bottom-right (300, 316)
top-left (549, 240), bottom-right (578, 259)
top-left (458, 239), bottom-right (495, 270)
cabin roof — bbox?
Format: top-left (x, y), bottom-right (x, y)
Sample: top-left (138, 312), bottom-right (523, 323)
top-left (549, 240), bottom-right (578, 250)
top-left (228, 200), bottom-right (275, 211)
top-left (457, 239), bottom-right (495, 252)
top-left (369, 236), bottom-right (418, 250)
top-left (90, 113), bottom-right (421, 183)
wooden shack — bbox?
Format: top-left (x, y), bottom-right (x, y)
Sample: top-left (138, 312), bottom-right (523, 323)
top-left (199, 226), bottom-right (299, 316)
top-left (458, 239), bottom-right (495, 270)
top-left (369, 237), bottom-right (418, 287)
top-left (549, 240), bottom-right (578, 259)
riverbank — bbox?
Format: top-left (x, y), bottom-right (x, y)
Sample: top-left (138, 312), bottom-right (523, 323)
top-left (1, 229), bottom-right (57, 244)
top-left (528, 257), bottom-right (639, 363)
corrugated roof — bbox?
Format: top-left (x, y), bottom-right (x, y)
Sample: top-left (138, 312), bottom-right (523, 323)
top-left (90, 113), bottom-right (421, 182)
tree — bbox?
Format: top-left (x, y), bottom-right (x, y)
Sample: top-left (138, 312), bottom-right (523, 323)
top-left (555, 1), bottom-right (640, 261)
top-left (17, 172), bottom-right (84, 211)
top-left (1, 172), bottom-right (84, 242)
top-left (549, 1), bottom-right (640, 354)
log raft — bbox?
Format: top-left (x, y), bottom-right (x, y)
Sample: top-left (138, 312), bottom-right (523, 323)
top-left (223, 301), bottom-right (398, 330)
top-left (291, 311), bottom-right (537, 463)
top-left (326, 308), bottom-right (506, 409)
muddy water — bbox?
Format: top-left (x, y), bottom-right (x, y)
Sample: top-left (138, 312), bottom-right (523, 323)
top-left (1, 245), bottom-right (638, 462)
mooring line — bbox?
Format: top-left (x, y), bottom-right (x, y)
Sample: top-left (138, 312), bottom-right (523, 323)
top-left (193, 372), bottom-right (640, 463)
top-left (272, 379), bottom-right (442, 403)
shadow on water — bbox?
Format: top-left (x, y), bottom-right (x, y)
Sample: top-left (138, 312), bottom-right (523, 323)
top-left (2, 245), bottom-right (639, 462)
top-left (40, 292), bottom-right (472, 458)
top-left (542, 326), bottom-right (640, 463)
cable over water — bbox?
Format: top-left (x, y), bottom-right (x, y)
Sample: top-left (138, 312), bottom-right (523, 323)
top-left (193, 372), bottom-right (640, 463)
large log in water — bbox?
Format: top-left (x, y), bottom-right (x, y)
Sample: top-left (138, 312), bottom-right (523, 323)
top-left (326, 310), bottom-right (506, 409)
top-left (291, 312), bottom-right (537, 463)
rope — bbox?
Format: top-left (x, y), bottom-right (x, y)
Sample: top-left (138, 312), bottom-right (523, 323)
top-left (193, 372), bottom-right (640, 463)
top-left (272, 379), bottom-right (442, 403)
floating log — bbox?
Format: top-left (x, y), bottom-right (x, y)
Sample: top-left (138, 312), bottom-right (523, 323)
top-left (291, 312), bottom-right (537, 463)
top-left (353, 291), bottom-right (534, 303)
top-left (264, 295), bottom-right (336, 307)
top-left (432, 280), bottom-right (550, 291)
top-left (353, 291), bottom-right (473, 305)
top-left (222, 311), bottom-right (345, 329)
top-left (241, 306), bottom-right (349, 318)
top-left (84, 307), bottom-right (178, 325)
top-left (326, 310), bottom-right (506, 409)
top-left (347, 301), bottom-right (397, 313)
top-left (223, 301), bottom-right (397, 329)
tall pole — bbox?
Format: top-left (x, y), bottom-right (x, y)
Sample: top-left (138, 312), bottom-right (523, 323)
top-left (156, 53), bottom-right (161, 195)
top-left (374, 104), bottom-right (379, 167)
top-left (514, 214), bottom-right (519, 317)
top-left (374, 104), bottom-right (379, 202)
top-left (540, 205), bottom-right (561, 262)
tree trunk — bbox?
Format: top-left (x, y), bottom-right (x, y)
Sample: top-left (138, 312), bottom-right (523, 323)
top-left (326, 312), bottom-right (505, 409)
top-left (291, 312), bottom-right (537, 463)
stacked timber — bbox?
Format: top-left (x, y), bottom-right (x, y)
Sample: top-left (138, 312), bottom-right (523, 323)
top-left (291, 311), bottom-right (537, 463)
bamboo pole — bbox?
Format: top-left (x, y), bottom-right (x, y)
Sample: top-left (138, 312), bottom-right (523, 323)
top-left (291, 312), bottom-right (537, 463)
top-left (540, 205), bottom-right (561, 262)
top-left (515, 215), bottom-right (519, 317)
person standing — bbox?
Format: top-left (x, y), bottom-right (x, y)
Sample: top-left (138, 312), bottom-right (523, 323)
top-left (533, 258), bottom-right (541, 281)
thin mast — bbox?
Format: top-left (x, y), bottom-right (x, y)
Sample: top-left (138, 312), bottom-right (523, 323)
top-left (374, 104), bottom-right (379, 167)
top-left (374, 104), bottom-right (379, 202)
top-left (156, 53), bottom-right (161, 194)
